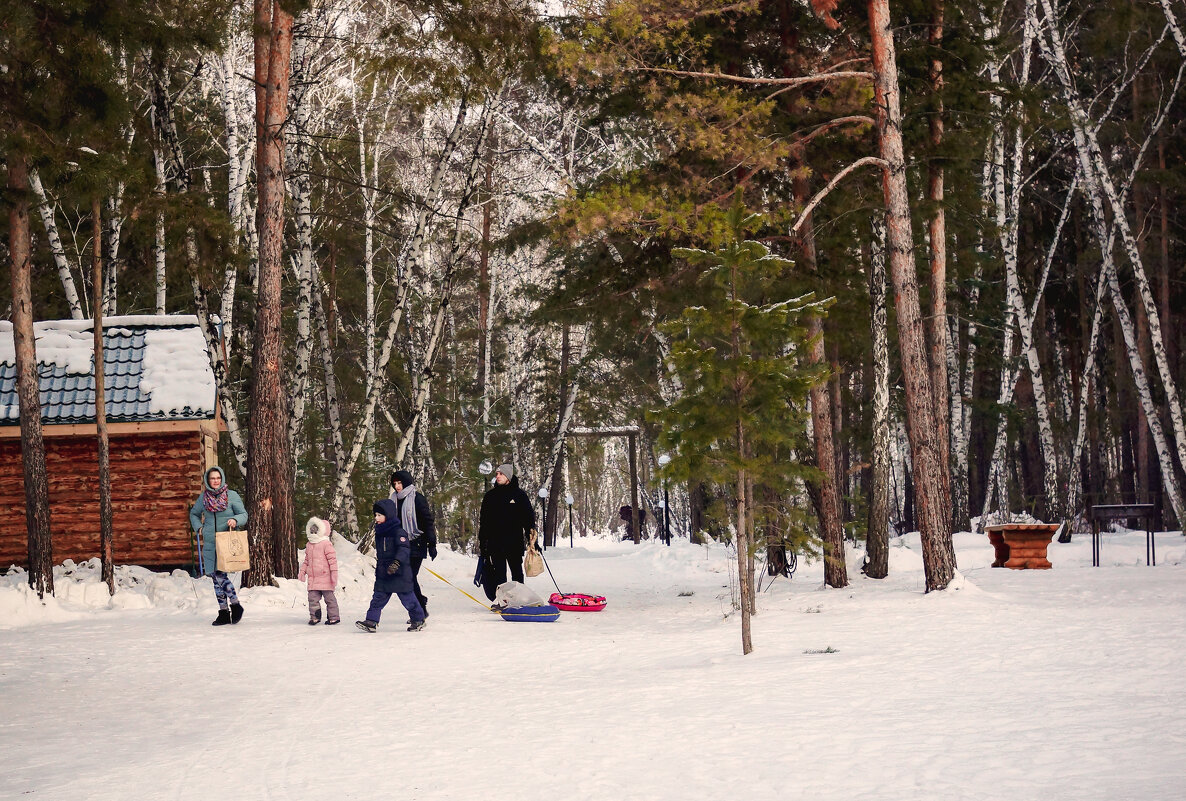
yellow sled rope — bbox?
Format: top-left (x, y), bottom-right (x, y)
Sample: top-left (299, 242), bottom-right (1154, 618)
top-left (423, 567), bottom-right (505, 615)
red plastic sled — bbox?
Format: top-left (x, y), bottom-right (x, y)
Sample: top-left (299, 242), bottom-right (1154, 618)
top-left (549, 592), bottom-right (608, 612)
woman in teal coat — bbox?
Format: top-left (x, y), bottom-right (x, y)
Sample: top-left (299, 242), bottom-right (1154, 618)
top-left (188, 466), bottom-right (248, 626)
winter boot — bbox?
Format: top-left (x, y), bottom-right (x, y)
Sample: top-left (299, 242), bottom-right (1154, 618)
top-left (230, 603), bottom-right (244, 624)
top-left (309, 609), bottom-right (322, 626)
top-left (407, 619), bottom-right (426, 632)
top-left (355, 619), bottom-right (378, 633)
top-left (212, 610), bottom-right (232, 626)
top-left (325, 618), bottom-right (340, 625)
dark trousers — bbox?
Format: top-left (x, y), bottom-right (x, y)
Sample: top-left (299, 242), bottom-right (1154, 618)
top-left (411, 556), bottom-right (428, 612)
top-left (481, 552), bottom-right (524, 601)
top-left (366, 587), bottom-right (424, 625)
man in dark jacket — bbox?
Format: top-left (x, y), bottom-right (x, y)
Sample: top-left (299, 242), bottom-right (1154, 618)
top-left (356, 499), bottom-right (426, 633)
top-left (477, 462), bottom-right (536, 601)
top-left (389, 469), bottom-right (437, 617)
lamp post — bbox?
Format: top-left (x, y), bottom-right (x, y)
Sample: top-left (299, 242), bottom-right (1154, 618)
top-left (538, 486), bottom-right (549, 551)
top-left (565, 492), bottom-right (575, 547)
top-left (658, 453), bottom-right (672, 546)
top-left (475, 460), bottom-right (493, 549)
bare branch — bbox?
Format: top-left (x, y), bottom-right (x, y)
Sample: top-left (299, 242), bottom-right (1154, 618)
top-left (790, 156), bottom-right (888, 233)
top-left (632, 67), bottom-right (874, 87)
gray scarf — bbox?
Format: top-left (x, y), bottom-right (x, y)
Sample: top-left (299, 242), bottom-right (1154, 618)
top-left (396, 484), bottom-right (421, 539)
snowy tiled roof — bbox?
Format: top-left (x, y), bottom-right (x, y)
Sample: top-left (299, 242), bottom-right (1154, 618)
top-left (0, 316), bottom-right (217, 424)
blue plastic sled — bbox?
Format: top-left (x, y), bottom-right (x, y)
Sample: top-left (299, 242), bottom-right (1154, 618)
top-left (499, 604), bottom-right (561, 622)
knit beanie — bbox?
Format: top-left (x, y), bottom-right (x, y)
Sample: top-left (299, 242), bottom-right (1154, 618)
top-left (496, 462), bottom-right (514, 478)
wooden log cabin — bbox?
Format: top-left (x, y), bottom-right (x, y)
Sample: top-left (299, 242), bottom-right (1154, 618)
top-left (0, 316), bottom-right (222, 571)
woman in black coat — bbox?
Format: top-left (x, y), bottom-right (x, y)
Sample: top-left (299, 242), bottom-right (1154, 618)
top-left (477, 462), bottom-right (536, 601)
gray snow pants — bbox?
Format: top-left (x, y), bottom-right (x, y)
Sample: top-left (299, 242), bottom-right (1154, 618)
top-left (307, 589), bottom-right (340, 623)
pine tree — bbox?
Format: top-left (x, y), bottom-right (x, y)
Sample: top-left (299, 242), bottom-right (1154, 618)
top-left (658, 199), bottom-right (826, 655)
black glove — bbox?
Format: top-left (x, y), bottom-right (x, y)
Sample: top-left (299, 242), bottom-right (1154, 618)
top-left (386, 560), bottom-right (401, 575)
top-left (429, 545), bottom-right (438, 560)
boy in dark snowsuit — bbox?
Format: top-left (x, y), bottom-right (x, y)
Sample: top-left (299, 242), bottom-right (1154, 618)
top-left (356, 499), bottom-right (426, 632)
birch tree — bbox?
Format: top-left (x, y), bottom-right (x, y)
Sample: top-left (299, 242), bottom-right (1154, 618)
top-left (864, 217), bottom-right (890, 578)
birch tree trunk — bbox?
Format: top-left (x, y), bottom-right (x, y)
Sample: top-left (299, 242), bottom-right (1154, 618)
top-left (215, 45), bottom-right (253, 335)
top-left (545, 324), bottom-right (571, 547)
top-left (330, 97), bottom-right (471, 519)
top-left (477, 142), bottom-right (495, 446)
top-left (392, 109), bottom-right (493, 464)
top-left (980, 5), bottom-right (1062, 523)
top-left (153, 148), bottom-right (167, 314)
top-left (1036, 0), bottom-right (1186, 522)
top-left (151, 55), bottom-right (249, 473)
top-left (544, 324), bottom-right (592, 547)
top-left (311, 266), bottom-right (360, 537)
top-left (28, 170), bottom-right (84, 320)
top-left (102, 188), bottom-right (124, 316)
top-left (8, 154), bottom-right (54, 598)
top-left (865, 217), bottom-right (890, 578)
top-left (1038, 0), bottom-right (1186, 479)
top-left (286, 28), bottom-right (316, 449)
top-left (868, 0), bottom-right (955, 590)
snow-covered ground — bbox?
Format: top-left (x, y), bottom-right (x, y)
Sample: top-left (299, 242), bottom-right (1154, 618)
top-left (2, 528), bottom-right (1184, 800)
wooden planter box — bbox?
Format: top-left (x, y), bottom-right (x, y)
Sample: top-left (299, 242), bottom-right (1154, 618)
top-left (984, 523), bottom-right (1060, 570)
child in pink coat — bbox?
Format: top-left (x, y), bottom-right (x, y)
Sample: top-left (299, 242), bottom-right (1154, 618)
top-left (299, 517), bottom-right (340, 625)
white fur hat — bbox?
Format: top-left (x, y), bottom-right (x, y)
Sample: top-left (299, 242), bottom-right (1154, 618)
top-left (305, 517), bottom-right (331, 544)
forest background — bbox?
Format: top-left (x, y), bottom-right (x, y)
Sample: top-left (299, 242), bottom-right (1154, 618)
top-left (4, 0), bottom-right (1185, 618)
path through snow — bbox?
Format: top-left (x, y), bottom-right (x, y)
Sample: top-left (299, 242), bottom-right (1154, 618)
top-left (2, 530), bottom-right (1184, 800)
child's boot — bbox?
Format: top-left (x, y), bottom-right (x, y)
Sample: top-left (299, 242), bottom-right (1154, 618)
top-left (212, 610), bottom-right (232, 626)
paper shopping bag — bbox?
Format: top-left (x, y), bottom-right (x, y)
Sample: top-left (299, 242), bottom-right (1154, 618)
top-left (215, 529), bottom-right (251, 572)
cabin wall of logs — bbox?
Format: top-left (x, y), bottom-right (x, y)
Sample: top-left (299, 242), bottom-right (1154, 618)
top-left (0, 426), bottom-right (216, 569)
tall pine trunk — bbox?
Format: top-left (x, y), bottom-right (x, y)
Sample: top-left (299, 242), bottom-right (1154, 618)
top-left (731, 259), bottom-right (753, 655)
top-left (927, 0), bottom-right (951, 511)
top-left (867, 0), bottom-right (955, 590)
top-left (8, 154), bottom-right (54, 598)
top-left (794, 173), bottom-right (846, 589)
top-left (92, 198), bottom-right (114, 595)
top-left (245, 2), bottom-right (296, 585)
